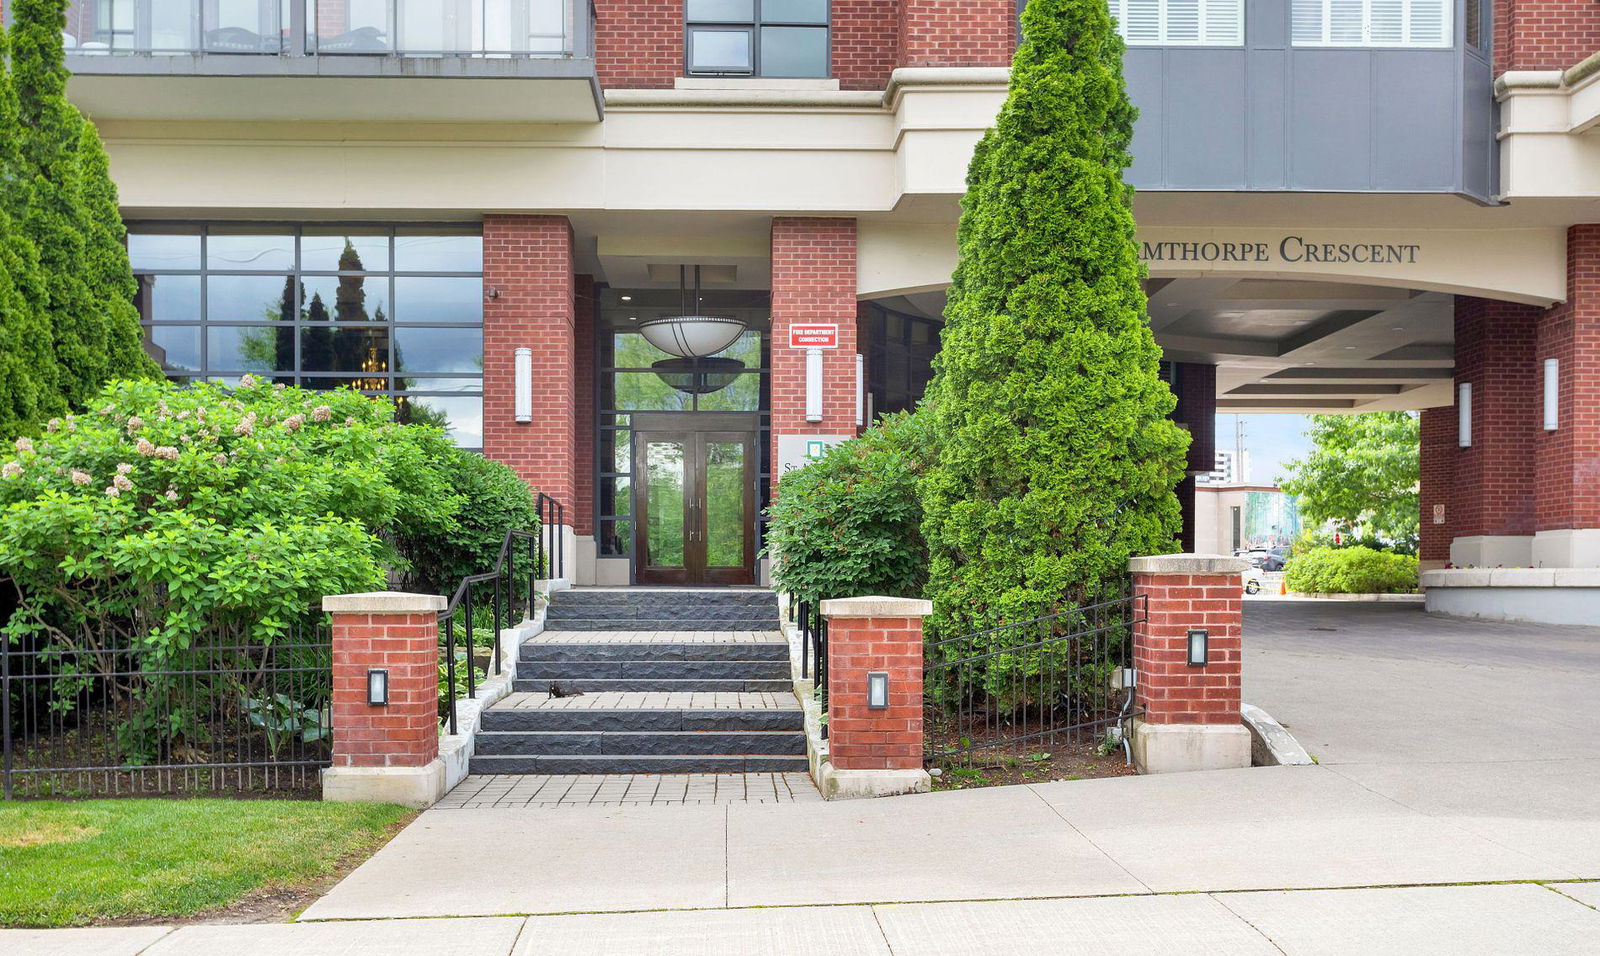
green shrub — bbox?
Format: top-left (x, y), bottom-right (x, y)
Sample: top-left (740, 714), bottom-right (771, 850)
top-left (918, 0), bottom-right (1188, 702)
top-left (396, 449), bottom-right (539, 597)
top-left (1284, 546), bottom-right (1418, 594)
top-left (766, 410), bottom-right (932, 608)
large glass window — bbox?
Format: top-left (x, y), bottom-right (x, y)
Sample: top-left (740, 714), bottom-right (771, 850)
top-left (1111, 0), bottom-right (1244, 46)
top-left (860, 301), bottom-right (940, 421)
top-left (1291, 0), bottom-right (1450, 47)
top-left (129, 223), bottom-right (485, 449)
top-left (685, 0), bottom-right (828, 78)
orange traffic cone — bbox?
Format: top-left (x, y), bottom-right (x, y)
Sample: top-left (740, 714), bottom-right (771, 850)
top-left (1279, 581), bottom-right (1288, 595)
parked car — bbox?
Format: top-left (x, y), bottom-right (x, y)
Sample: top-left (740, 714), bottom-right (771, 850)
top-left (1243, 569), bottom-right (1263, 595)
top-left (1234, 548), bottom-right (1268, 568)
top-left (1261, 547), bottom-right (1289, 572)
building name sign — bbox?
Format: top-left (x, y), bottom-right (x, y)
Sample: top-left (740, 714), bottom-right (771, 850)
top-left (1140, 236), bottom-right (1421, 266)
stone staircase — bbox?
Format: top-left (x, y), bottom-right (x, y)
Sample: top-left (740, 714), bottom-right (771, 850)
top-left (469, 589), bottom-right (806, 775)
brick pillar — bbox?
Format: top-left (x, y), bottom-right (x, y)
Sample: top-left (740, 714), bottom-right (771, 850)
top-left (1418, 406), bottom-right (1455, 571)
top-left (573, 274), bottom-right (597, 538)
top-left (1450, 295), bottom-right (1539, 567)
top-left (482, 216), bottom-right (577, 537)
top-left (899, 0), bottom-right (1016, 67)
top-left (770, 218), bottom-right (860, 498)
top-left (1128, 555), bottom-right (1251, 774)
top-left (818, 595), bottom-right (932, 799)
top-left (322, 592), bottom-right (446, 808)
top-left (1533, 224), bottom-right (1600, 567)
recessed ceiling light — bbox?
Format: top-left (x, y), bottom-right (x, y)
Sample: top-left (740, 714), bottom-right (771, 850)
top-left (1391, 326), bottom-right (1404, 332)
top-left (1303, 362), bottom-right (1317, 366)
top-left (1344, 346), bottom-right (1357, 350)
top-left (628, 316), bottom-right (638, 322)
top-left (621, 295), bottom-right (632, 302)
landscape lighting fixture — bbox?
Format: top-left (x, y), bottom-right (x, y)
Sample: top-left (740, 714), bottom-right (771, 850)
top-left (367, 669), bottom-right (389, 706)
top-left (867, 672), bottom-right (890, 710)
top-left (1187, 629), bottom-right (1208, 668)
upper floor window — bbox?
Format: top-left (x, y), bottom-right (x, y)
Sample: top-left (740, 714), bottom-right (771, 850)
top-left (1292, 0), bottom-right (1451, 47)
top-left (685, 0), bottom-right (829, 78)
top-left (1111, 0), bottom-right (1244, 46)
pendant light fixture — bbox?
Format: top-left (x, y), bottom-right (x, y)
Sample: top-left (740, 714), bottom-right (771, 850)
top-left (641, 266), bottom-right (748, 395)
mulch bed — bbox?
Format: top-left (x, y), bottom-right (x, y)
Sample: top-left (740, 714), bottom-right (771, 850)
top-left (926, 712), bottom-right (1140, 790)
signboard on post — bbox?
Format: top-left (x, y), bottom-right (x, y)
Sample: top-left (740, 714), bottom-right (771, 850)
top-left (788, 324), bottom-right (838, 349)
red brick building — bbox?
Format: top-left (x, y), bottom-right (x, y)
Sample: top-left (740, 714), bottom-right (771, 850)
top-left (32, 0), bottom-right (1596, 586)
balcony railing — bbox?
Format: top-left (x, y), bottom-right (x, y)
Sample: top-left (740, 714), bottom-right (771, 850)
top-left (60, 0), bottom-right (590, 57)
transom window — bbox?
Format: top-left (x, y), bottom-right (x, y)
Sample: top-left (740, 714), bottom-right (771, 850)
top-left (128, 223), bottom-right (486, 449)
top-left (1291, 0), bottom-right (1451, 47)
top-left (685, 0), bottom-right (829, 78)
top-left (1111, 0), bottom-right (1244, 46)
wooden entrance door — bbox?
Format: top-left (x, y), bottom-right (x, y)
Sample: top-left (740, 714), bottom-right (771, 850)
top-left (633, 429), bottom-right (756, 585)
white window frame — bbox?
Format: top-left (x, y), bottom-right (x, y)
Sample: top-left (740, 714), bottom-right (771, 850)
top-left (1110, 0), bottom-right (1245, 47)
top-left (1291, 0), bottom-right (1453, 48)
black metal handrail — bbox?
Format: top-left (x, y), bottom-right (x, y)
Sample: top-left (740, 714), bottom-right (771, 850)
top-left (786, 593), bottom-right (829, 739)
top-left (437, 495), bottom-right (567, 733)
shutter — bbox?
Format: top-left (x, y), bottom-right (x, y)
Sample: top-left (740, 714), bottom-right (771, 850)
top-left (1369, 0), bottom-right (1404, 43)
top-left (1164, 0), bottom-right (1201, 42)
top-left (1406, 0), bottom-right (1449, 45)
top-left (1291, 0), bottom-right (1326, 44)
top-left (1328, 0), bottom-right (1364, 43)
top-left (1202, 0), bottom-right (1244, 43)
top-left (1119, 0), bottom-right (1162, 44)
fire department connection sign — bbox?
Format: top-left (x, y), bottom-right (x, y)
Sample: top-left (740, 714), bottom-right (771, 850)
top-left (788, 324), bottom-right (838, 348)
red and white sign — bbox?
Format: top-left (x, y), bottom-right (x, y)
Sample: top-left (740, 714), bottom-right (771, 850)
top-left (788, 324), bottom-right (839, 349)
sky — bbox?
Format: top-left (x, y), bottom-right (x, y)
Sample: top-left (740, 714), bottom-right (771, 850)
top-left (1215, 413), bottom-right (1314, 486)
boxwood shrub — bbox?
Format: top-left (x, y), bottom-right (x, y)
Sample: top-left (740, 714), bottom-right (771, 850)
top-left (1284, 546), bottom-right (1419, 594)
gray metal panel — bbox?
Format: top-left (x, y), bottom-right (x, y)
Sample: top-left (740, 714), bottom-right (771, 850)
top-left (1461, 53), bottom-right (1496, 200)
top-left (1164, 50), bottom-right (1248, 188)
top-left (1125, 48), bottom-right (1167, 187)
top-left (1289, 51), bottom-right (1373, 190)
top-left (1246, 50), bottom-right (1288, 188)
top-left (1372, 51), bottom-right (1457, 190)
top-left (1246, 0), bottom-right (1288, 50)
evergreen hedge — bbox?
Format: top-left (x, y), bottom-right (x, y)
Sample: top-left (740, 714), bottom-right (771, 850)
top-left (0, 0), bottom-right (159, 441)
top-left (920, 0), bottom-right (1189, 656)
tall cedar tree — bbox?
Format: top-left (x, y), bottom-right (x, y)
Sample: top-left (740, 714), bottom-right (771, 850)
top-left (919, 0), bottom-right (1189, 641)
top-left (0, 24), bottom-right (61, 438)
top-left (6, 0), bottom-right (156, 430)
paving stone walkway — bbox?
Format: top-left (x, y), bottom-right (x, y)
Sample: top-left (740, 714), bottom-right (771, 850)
top-left (493, 691), bottom-right (797, 711)
top-left (436, 772), bottom-right (821, 808)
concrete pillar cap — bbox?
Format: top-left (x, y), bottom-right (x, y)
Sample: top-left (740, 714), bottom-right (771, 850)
top-left (1128, 553), bottom-right (1249, 575)
top-left (819, 595), bottom-right (933, 619)
top-left (322, 591), bottom-right (447, 614)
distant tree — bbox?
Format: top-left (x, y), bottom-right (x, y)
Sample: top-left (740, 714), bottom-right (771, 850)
top-left (918, 0), bottom-right (1189, 648)
top-left (1279, 412), bottom-right (1419, 549)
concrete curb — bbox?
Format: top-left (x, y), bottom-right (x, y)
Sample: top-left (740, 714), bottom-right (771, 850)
top-left (1241, 703), bottom-right (1315, 766)
top-left (1291, 592), bottom-right (1424, 602)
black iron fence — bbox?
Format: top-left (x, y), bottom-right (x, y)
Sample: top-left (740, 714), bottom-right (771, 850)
top-left (786, 593), bottom-right (829, 737)
top-left (923, 591), bottom-right (1146, 770)
top-left (2, 615), bottom-right (333, 799)
top-left (535, 492), bottom-right (566, 583)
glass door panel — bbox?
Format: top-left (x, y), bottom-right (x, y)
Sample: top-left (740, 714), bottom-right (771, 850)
top-left (704, 439), bottom-right (746, 569)
top-left (643, 439), bottom-right (688, 573)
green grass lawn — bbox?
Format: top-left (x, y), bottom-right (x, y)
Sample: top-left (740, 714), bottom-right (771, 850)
top-left (0, 799), bottom-right (414, 927)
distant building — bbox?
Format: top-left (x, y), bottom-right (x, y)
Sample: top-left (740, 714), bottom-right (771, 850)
top-left (1195, 485), bottom-right (1302, 555)
top-left (1199, 449), bottom-right (1251, 486)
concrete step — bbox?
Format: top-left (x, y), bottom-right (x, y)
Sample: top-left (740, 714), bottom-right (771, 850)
top-left (516, 659), bottom-right (790, 681)
top-left (482, 706), bottom-right (802, 733)
top-left (521, 642), bottom-right (788, 663)
top-left (549, 589), bottom-right (777, 609)
top-left (512, 678), bottom-right (793, 694)
top-left (467, 754), bottom-right (810, 775)
top-left (472, 730), bottom-right (806, 757)
top-left (541, 616), bottom-right (781, 631)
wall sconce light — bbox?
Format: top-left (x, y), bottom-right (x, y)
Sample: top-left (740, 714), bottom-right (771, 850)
top-left (866, 671), bottom-right (889, 709)
top-left (367, 668), bottom-right (389, 706)
top-left (1187, 629), bottom-right (1208, 668)
top-left (487, 287), bottom-right (500, 300)
top-left (805, 347), bottom-right (823, 423)
top-left (514, 347), bottom-right (533, 424)
top-left (855, 353), bottom-right (865, 427)
top-left (1544, 359), bottom-right (1559, 431)
top-left (1457, 382), bottom-right (1472, 448)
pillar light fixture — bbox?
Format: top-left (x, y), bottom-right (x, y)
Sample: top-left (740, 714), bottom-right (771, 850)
top-left (1457, 382), bottom-right (1472, 448)
top-left (1544, 359), bottom-right (1559, 431)
top-left (805, 347), bottom-right (824, 422)
top-left (855, 353), bottom-right (865, 427)
top-left (1186, 628), bottom-right (1209, 668)
top-left (514, 347), bottom-right (533, 424)
top-left (366, 668), bottom-right (389, 706)
top-left (866, 671), bottom-right (889, 709)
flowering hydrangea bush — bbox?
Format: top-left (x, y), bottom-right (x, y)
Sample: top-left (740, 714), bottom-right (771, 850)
top-left (0, 376), bottom-right (462, 656)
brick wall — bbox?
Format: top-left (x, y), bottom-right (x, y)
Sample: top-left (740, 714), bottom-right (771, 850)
top-left (1536, 224), bottom-right (1600, 532)
top-left (1418, 406), bottom-right (1455, 563)
top-left (594, 0), bottom-right (682, 89)
top-left (482, 216), bottom-right (577, 517)
top-left (330, 610), bottom-right (440, 769)
top-left (834, 0), bottom-right (902, 90)
top-left (1131, 570), bottom-right (1241, 725)
top-left (769, 217), bottom-right (860, 497)
top-left (574, 274), bottom-right (597, 536)
top-left (1494, 0), bottom-right (1600, 73)
top-left (824, 613), bottom-right (925, 771)
top-left (900, 0), bottom-right (1016, 67)
top-left (1451, 295), bottom-right (1539, 539)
